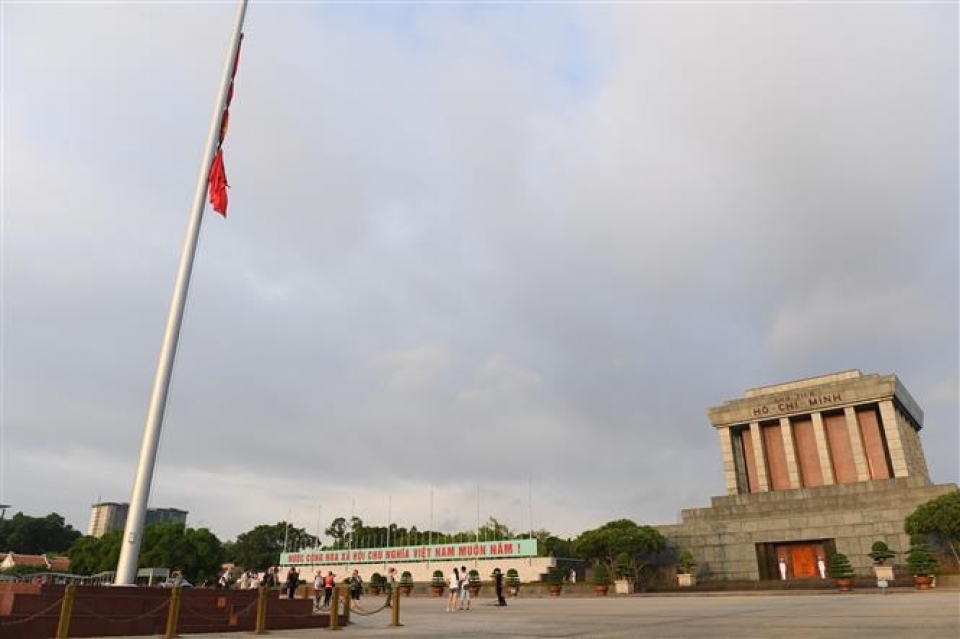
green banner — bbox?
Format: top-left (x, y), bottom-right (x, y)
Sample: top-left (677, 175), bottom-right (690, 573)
top-left (281, 539), bottom-right (537, 566)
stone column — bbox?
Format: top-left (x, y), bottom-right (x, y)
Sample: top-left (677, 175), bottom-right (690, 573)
top-left (750, 421), bottom-right (771, 492)
top-left (718, 427), bottom-right (739, 495)
top-left (779, 417), bottom-right (801, 489)
top-left (810, 412), bottom-right (835, 485)
top-left (878, 400), bottom-right (909, 478)
top-left (843, 407), bottom-right (871, 481)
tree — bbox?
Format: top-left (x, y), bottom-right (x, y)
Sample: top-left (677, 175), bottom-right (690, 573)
top-left (0, 512), bottom-right (81, 554)
top-left (67, 524), bottom-right (224, 584)
top-left (905, 490), bottom-right (960, 565)
top-left (572, 519), bottom-right (666, 587)
top-left (68, 531), bottom-right (122, 575)
top-left (228, 522), bottom-right (312, 570)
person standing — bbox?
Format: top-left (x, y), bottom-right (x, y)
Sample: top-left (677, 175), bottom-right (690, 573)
top-left (384, 567), bottom-right (396, 608)
top-left (492, 568), bottom-right (507, 606)
top-left (313, 571), bottom-right (324, 609)
top-left (458, 566), bottom-right (471, 611)
top-left (817, 556), bottom-right (827, 580)
top-left (446, 567), bottom-right (460, 612)
top-left (778, 557), bottom-right (787, 581)
top-left (286, 567), bottom-right (300, 599)
top-left (349, 570), bottom-right (363, 602)
top-left (323, 571), bottom-right (336, 609)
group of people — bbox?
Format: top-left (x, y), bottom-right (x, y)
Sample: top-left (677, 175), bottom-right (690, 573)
top-left (311, 568), bottom-right (370, 608)
top-left (445, 566), bottom-right (508, 611)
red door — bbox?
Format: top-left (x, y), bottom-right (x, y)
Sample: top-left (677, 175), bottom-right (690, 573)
top-left (790, 545), bottom-right (817, 579)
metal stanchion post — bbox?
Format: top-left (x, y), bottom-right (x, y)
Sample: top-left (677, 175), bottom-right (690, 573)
top-left (329, 586), bottom-right (340, 631)
top-left (163, 586), bottom-right (182, 639)
top-left (56, 584), bottom-right (76, 639)
top-left (390, 583), bottom-right (401, 627)
top-left (254, 585), bottom-right (269, 635)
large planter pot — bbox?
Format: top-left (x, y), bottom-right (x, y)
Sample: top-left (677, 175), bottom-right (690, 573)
top-left (399, 585), bottom-right (413, 597)
top-left (548, 584), bottom-right (562, 597)
top-left (430, 586), bottom-right (444, 597)
top-left (594, 584), bottom-right (609, 596)
top-left (677, 573), bottom-right (696, 588)
top-left (369, 586), bottom-right (382, 596)
top-left (833, 578), bottom-right (853, 592)
top-left (509, 586), bottom-right (519, 598)
top-left (469, 585), bottom-right (481, 597)
top-left (914, 575), bottom-right (934, 590)
top-left (614, 579), bottom-right (633, 595)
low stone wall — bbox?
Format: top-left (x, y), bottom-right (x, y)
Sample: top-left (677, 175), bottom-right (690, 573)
top-left (284, 556), bottom-right (555, 585)
top-left (0, 584), bottom-right (332, 638)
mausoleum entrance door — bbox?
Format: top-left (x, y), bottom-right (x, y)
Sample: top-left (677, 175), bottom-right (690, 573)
top-left (788, 545), bottom-right (818, 579)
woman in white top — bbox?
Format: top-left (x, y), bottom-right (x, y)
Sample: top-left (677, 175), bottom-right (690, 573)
top-left (446, 567), bottom-right (460, 612)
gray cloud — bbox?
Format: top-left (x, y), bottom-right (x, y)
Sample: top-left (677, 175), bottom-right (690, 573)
top-left (3, 2), bottom-right (956, 542)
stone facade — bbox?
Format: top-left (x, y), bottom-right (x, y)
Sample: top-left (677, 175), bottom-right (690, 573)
top-left (656, 371), bottom-right (957, 581)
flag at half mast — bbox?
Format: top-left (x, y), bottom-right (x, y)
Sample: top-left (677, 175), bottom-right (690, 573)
top-left (207, 34), bottom-right (244, 216)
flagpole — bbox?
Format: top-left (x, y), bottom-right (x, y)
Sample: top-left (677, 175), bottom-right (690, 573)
top-left (114, 0), bottom-right (249, 586)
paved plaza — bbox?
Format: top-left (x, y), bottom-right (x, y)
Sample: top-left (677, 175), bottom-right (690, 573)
top-left (92, 590), bottom-right (959, 639)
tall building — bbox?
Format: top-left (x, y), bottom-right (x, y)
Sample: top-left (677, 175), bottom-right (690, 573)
top-left (87, 502), bottom-right (188, 538)
top-left (657, 370), bottom-right (956, 580)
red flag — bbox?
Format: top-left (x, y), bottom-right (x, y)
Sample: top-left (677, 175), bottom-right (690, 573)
top-left (207, 34), bottom-right (243, 217)
top-left (208, 149), bottom-right (229, 215)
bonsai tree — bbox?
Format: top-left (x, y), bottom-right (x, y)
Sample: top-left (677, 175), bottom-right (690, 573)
top-left (399, 570), bottom-right (414, 595)
top-left (592, 562), bottom-right (611, 585)
top-left (829, 553), bottom-right (854, 579)
top-left (545, 565), bottom-right (566, 594)
top-left (429, 569), bottom-right (445, 595)
top-left (468, 569), bottom-right (481, 594)
top-left (369, 572), bottom-right (384, 594)
top-left (906, 536), bottom-right (938, 577)
top-left (505, 568), bottom-right (520, 596)
top-left (868, 541), bottom-right (896, 565)
top-left (677, 549), bottom-right (698, 574)
top-left (905, 489), bottom-right (960, 566)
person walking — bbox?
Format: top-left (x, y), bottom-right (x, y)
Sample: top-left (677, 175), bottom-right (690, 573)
top-left (349, 570), bottom-right (363, 602)
top-left (384, 567), bottom-right (396, 608)
top-left (446, 567), bottom-right (460, 612)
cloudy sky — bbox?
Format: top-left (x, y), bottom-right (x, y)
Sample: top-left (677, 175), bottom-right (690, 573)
top-left (3, 1), bottom-right (957, 545)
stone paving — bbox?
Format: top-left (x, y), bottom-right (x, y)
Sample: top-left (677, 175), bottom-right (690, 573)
top-left (91, 589), bottom-right (960, 639)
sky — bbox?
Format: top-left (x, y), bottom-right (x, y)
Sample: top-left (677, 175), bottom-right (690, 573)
top-left (2, 0), bottom-right (957, 546)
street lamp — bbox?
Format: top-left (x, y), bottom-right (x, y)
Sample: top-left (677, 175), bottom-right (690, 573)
top-left (0, 505), bottom-right (10, 520)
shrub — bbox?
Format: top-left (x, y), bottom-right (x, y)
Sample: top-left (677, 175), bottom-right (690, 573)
top-left (906, 536), bottom-right (938, 577)
top-left (400, 571), bottom-right (413, 587)
top-left (506, 569), bottom-right (520, 589)
top-left (430, 570), bottom-right (445, 589)
top-left (468, 569), bottom-right (480, 586)
top-left (829, 553), bottom-right (854, 579)
top-left (592, 562), bottom-right (611, 585)
top-left (868, 541), bottom-right (896, 565)
top-left (677, 550), bottom-right (697, 574)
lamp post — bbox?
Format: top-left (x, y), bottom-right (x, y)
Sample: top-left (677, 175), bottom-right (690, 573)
top-left (0, 505), bottom-right (10, 520)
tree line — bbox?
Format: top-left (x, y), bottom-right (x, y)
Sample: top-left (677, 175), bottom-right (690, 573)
top-left (2, 490), bottom-right (957, 586)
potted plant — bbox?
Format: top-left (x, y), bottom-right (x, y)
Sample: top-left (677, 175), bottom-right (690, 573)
top-left (467, 569), bottom-right (481, 597)
top-left (369, 572), bottom-right (384, 596)
top-left (829, 553), bottom-right (854, 592)
top-left (545, 566), bottom-right (565, 596)
top-left (676, 550), bottom-right (697, 587)
top-left (868, 541), bottom-right (896, 582)
top-left (399, 570), bottom-right (414, 596)
top-left (506, 568), bottom-right (520, 597)
top-left (429, 570), bottom-right (445, 596)
top-left (906, 535), bottom-right (938, 590)
top-left (614, 553), bottom-right (633, 594)
top-left (592, 562), bottom-right (610, 596)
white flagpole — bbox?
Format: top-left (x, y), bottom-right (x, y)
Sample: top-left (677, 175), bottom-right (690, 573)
top-left (114, 0), bottom-right (249, 585)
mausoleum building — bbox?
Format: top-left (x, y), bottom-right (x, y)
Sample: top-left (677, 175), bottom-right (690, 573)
top-left (657, 370), bottom-right (956, 581)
